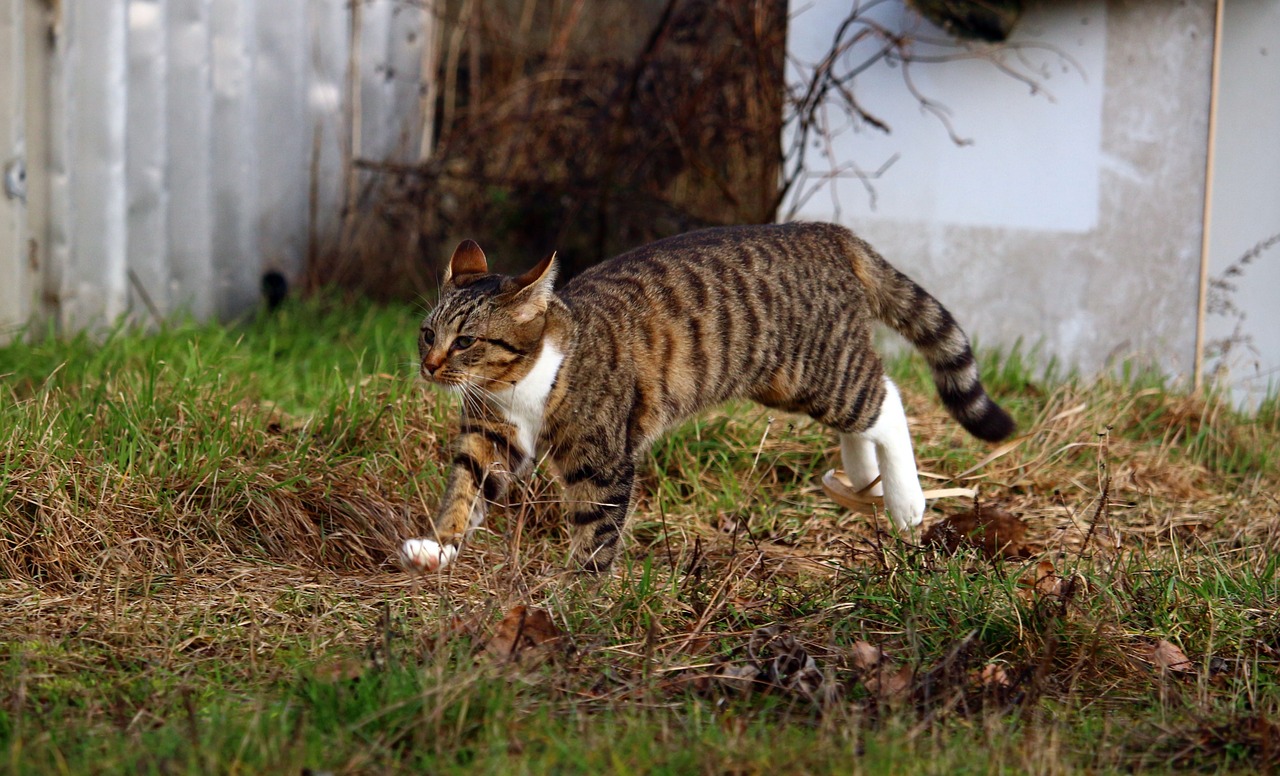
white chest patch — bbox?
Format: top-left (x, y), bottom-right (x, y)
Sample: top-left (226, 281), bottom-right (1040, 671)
top-left (490, 341), bottom-right (564, 456)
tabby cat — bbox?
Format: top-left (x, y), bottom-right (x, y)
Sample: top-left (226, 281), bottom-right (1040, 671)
top-left (400, 223), bottom-right (1014, 574)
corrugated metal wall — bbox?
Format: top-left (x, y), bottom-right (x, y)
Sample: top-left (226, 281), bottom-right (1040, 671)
top-left (0, 0), bottom-right (31, 341)
top-left (0, 0), bottom-right (437, 340)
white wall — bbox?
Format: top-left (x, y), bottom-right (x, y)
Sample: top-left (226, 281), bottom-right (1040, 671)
top-left (786, 0), bottom-right (1215, 379)
top-left (786, 1), bottom-right (1106, 233)
top-left (1204, 0), bottom-right (1280, 405)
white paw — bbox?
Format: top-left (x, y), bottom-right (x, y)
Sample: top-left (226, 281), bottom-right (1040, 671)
top-left (399, 538), bottom-right (457, 573)
top-left (884, 483), bottom-right (926, 532)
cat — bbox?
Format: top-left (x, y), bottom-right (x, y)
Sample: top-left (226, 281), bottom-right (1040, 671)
top-left (399, 222), bottom-right (1014, 574)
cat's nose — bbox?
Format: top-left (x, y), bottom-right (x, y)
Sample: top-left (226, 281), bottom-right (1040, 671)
top-left (422, 352), bottom-right (446, 376)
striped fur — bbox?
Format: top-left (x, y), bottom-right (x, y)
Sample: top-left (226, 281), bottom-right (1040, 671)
top-left (402, 223), bottom-right (1014, 573)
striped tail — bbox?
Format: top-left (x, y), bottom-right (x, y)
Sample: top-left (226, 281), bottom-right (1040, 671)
top-left (850, 238), bottom-right (1016, 442)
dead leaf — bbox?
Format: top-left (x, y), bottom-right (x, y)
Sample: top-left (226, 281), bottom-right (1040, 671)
top-left (311, 657), bottom-right (365, 683)
top-left (923, 507), bottom-right (1038, 560)
top-left (980, 663), bottom-right (1013, 689)
top-left (713, 662), bottom-right (762, 693)
top-left (822, 470), bottom-right (975, 513)
top-left (850, 640), bottom-right (883, 671)
top-left (1017, 559), bottom-right (1072, 602)
top-left (1033, 559), bottom-right (1059, 593)
top-left (864, 664), bottom-right (913, 701)
top-left (974, 662), bottom-right (1025, 705)
top-left (483, 606), bottom-right (566, 664)
top-left (848, 640), bottom-right (911, 701)
top-left (1147, 639), bottom-right (1195, 674)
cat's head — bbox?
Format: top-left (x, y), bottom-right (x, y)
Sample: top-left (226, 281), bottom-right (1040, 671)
top-left (418, 240), bottom-right (558, 390)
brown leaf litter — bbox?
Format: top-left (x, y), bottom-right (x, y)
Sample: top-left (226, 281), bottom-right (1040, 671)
top-left (922, 506), bottom-right (1041, 560)
top-left (1016, 558), bottom-right (1079, 607)
top-left (706, 627), bottom-right (1021, 716)
top-left (849, 640), bottom-right (912, 702)
top-left (482, 606), bottom-right (569, 666)
top-left (1143, 638), bottom-right (1196, 675)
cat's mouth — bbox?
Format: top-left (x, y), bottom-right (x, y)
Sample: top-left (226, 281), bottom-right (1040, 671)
top-left (422, 367), bottom-right (472, 390)
top-left (424, 372), bottom-right (462, 387)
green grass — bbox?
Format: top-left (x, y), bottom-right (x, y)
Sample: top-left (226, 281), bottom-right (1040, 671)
top-left (2, 297), bottom-right (1278, 774)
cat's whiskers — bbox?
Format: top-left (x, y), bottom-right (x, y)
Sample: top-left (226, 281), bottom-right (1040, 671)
top-left (465, 388), bottom-right (491, 418)
top-left (402, 359), bottom-right (430, 382)
top-left (458, 380), bottom-right (510, 418)
top-left (455, 376), bottom-right (494, 402)
top-left (458, 384), bottom-right (485, 417)
top-left (456, 368), bottom-right (518, 388)
top-left (452, 372), bottom-right (519, 413)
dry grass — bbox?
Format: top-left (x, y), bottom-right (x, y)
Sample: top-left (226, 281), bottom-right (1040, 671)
top-left (316, 1), bottom-right (786, 300)
top-left (2, 302), bottom-right (1278, 773)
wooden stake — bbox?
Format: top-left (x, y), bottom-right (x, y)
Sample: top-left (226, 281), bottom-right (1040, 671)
top-left (1193, 0), bottom-right (1225, 392)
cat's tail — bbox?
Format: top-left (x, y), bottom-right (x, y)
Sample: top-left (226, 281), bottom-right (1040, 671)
top-left (846, 233), bottom-right (1016, 443)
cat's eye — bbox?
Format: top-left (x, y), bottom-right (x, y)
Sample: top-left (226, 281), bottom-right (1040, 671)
top-left (421, 327), bottom-right (435, 346)
top-left (452, 335), bottom-right (476, 350)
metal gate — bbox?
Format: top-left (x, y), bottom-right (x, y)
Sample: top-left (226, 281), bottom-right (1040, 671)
top-left (0, 0), bottom-right (437, 341)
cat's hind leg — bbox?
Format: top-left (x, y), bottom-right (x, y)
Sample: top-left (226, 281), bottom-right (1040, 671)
top-left (838, 433), bottom-right (884, 497)
top-left (856, 377), bottom-right (925, 531)
top-left (560, 459), bottom-right (636, 573)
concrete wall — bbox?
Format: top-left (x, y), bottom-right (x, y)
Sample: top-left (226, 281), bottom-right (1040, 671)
top-left (786, 0), bottom-right (1216, 378)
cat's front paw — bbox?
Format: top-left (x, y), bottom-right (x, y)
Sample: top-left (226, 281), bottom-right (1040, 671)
top-left (884, 484), bottom-right (926, 532)
top-left (399, 538), bottom-right (458, 573)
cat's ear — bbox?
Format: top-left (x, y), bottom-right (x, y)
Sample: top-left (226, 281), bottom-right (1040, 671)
top-left (509, 251), bottom-right (558, 323)
top-left (443, 239), bottom-right (488, 285)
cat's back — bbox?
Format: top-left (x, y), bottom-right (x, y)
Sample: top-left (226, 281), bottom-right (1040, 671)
top-left (560, 222), bottom-right (856, 316)
top-left (553, 222), bottom-right (877, 424)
